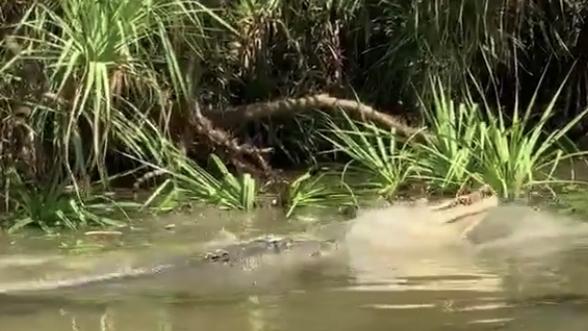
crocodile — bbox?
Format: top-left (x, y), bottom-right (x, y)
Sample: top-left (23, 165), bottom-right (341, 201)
top-left (0, 236), bottom-right (334, 294)
top-left (0, 187), bottom-right (500, 294)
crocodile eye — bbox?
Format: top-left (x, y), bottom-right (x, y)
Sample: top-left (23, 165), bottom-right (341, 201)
top-left (204, 249), bottom-right (230, 262)
top-left (266, 239), bottom-right (281, 249)
top-left (204, 252), bottom-right (219, 261)
top-left (220, 252), bottom-right (230, 262)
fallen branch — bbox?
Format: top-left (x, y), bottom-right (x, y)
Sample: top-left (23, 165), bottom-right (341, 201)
top-left (190, 103), bottom-right (273, 178)
top-left (204, 93), bottom-right (430, 140)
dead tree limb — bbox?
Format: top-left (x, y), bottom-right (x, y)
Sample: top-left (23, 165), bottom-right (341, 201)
top-left (204, 93), bottom-right (430, 140)
top-left (190, 103), bottom-right (273, 178)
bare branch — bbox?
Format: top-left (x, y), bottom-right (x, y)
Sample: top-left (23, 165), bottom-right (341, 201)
top-left (204, 94), bottom-right (430, 140)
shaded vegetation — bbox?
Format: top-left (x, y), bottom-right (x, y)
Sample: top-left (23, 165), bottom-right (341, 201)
top-left (1, 0), bottom-right (588, 230)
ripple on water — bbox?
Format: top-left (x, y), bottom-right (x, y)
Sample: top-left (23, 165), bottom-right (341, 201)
top-left (2, 206), bottom-right (588, 330)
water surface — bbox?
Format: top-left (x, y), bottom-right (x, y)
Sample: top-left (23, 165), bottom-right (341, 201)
top-left (1, 204), bottom-right (588, 331)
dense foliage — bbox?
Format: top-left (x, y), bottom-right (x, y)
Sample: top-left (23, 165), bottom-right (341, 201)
top-left (1, 0), bottom-right (587, 231)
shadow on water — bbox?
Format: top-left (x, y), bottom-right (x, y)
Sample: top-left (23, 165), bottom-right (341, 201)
top-left (3, 202), bottom-right (588, 330)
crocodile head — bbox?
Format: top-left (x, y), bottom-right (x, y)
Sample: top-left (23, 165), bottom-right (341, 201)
top-left (426, 186), bottom-right (501, 243)
top-left (202, 236), bottom-right (336, 267)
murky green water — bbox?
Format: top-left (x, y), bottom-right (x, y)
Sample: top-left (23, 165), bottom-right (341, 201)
top-left (2, 204), bottom-right (588, 331)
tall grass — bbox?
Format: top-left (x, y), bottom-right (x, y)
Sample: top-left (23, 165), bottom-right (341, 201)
top-left (0, 169), bottom-right (137, 233)
top-left (140, 151), bottom-right (259, 212)
top-left (322, 111), bottom-right (419, 199)
top-left (285, 170), bottom-right (357, 218)
top-left (416, 77), bottom-right (482, 192)
top-left (414, 72), bottom-right (588, 199)
top-left (469, 70), bottom-right (588, 199)
top-left (117, 114), bottom-right (258, 211)
top-left (9, 0), bottom-right (234, 184)
top-left (316, 73), bottom-right (588, 201)
top-left (359, 0), bottom-right (511, 105)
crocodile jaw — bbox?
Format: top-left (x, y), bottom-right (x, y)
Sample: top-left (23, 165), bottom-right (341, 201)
top-left (433, 195), bottom-right (500, 241)
top-left (437, 195), bottom-right (499, 223)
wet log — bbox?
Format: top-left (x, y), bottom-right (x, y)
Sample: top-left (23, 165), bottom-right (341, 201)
top-left (203, 94), bottom-right (430, 141)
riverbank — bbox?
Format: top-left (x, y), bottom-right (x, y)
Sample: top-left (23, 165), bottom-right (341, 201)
top-left (1, 1), bottom-right (588, 233)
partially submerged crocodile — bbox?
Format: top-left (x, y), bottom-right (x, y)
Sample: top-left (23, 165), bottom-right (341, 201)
top-left (0, 187), bottom-right (500, 294)
top-left (0, 234), bottom-right (344, 295)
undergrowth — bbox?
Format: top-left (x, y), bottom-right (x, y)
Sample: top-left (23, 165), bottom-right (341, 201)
top-left (0, 170), bottom-right (138, 233)
top-left (1, 0), bottom-right (588, 230)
